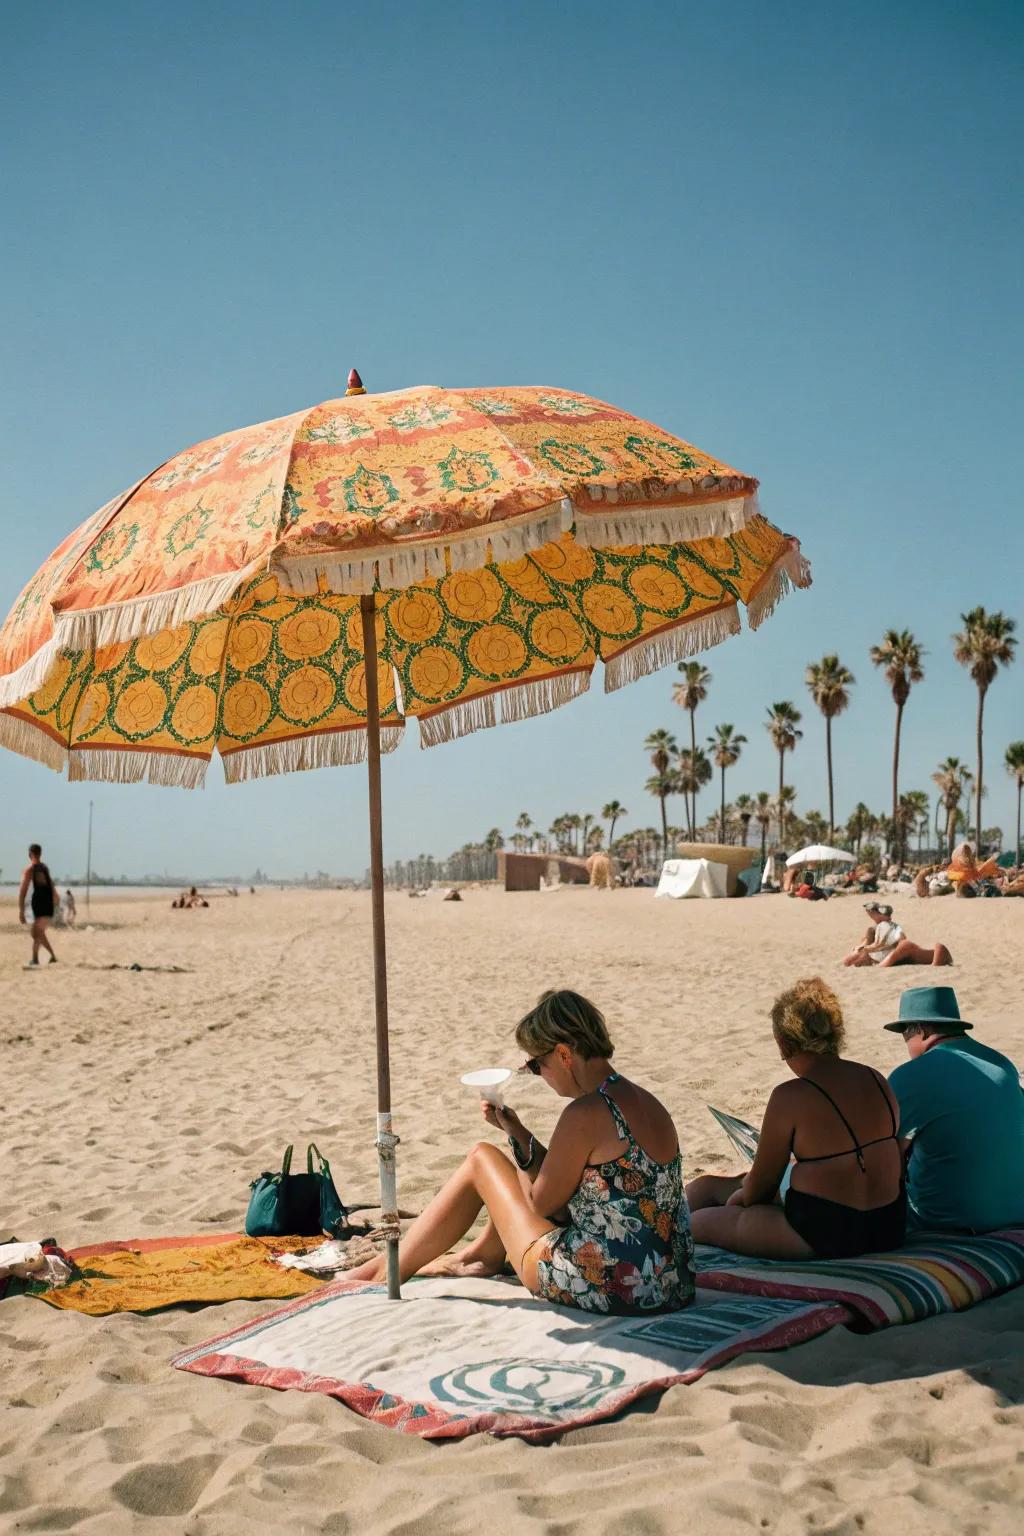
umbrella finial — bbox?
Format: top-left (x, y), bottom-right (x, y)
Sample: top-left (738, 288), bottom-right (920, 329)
top-left (346, 368), bottom-right (366, 397)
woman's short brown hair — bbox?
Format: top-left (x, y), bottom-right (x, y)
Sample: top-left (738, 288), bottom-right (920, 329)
top-left (771, 977), bottom-right (846, 1057)
top-left (515, 989), bottom-right (615, 1061)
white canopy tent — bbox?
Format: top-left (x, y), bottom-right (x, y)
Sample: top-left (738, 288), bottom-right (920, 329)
top-left (656, 858), bottom-right (729, 899)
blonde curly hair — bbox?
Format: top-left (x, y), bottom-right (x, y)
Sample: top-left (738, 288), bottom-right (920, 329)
top-left (771, 977), bottom-right (846, 1057)
top-left (515, 989), bottom-right (615, 1061)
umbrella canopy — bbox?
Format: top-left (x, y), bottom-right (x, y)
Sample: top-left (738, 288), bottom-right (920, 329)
top-left (0, 376), bottom-right (811, 1297)
top-left (785, 844), bottom-right (856, 867)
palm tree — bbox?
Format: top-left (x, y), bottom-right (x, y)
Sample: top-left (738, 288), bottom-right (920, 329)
top-left (483, 827), bottom-right (504, 852)
top-left (708, 724), bottom-right (747, 843)
top-left (676, 747), bottom-right (712, 838)
top-left (953, 608), bottom-right (1018, 850)
top-left (734, 793), bottom-right (754, 847)
top-left (1006, 742), bottom-right (1024, 866)
top-left (515, 811), bottom-right (533, 852)
top-left (672, 662), bottom-right (711, 833)
top-left (802, 809), bottom-right (828, 844)
top-left (580, 812), bottom-right (595, 854)
top-left (644, 729), bottom-right (678, 859)
top-left (900, 789), bottom-right (930, 860)
top-left (774, 784), bottom-right (798, 845)
top-left (765, 703), bottom-right (803, 841)
top-left (846, 801), bottom-right (873, 855)
top-left (932, 757), bottom-right (972, 859)
top-left (805, 655), bottom-right (855, 841)
top-left (602, 800), bottom-right (627, 847)
top-left (754, 791), bottom-right (773, 863)
top-left (870, 629), bottom-right (924, 860)
top-left (586, 824), bottom-right (605, 853)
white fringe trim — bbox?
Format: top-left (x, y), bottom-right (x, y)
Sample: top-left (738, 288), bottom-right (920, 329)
top-left (745, 539), bottom-right (812, 631)
top-left (274, 498), bottom-right (574, 597)
top-left (53, 564), bottom-right (265, 652)
top-left (0, 636), bottom-right (65, 712)
top-left (417, 670), bottom-right (591, 749)
top-left (67, 748), bottom-right (210, 788)
top-left (0, 710), bottom-right (67, 773)
top-left (603, 606), bottom-right (741, 693)
top-left (573, 491), bottom-right (759, 548)
top-left (221, 725), bottom-right (404, 783)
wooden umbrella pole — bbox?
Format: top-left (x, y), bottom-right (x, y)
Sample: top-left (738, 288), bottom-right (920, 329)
top-left (359, 592), bottom-right (402, 1300)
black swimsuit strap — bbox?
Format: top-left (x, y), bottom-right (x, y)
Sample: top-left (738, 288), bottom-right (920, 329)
top-left (796, 1070), bottom-right (899, 1171)
top-left (798, 1077), bottom-right (869, 1170)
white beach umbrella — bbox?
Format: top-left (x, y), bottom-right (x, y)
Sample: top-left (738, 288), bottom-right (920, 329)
top-left (785, 844), bottom-right (856, 867)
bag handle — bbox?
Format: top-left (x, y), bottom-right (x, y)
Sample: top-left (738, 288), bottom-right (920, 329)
top-left (280, 1144), bottom-right (294, 1179)
top-left (306, 1142), bottom-right (327, 1174)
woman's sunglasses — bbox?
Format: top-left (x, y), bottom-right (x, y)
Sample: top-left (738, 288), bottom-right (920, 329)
top-left (521, 1051), bottom-right (550, 1075)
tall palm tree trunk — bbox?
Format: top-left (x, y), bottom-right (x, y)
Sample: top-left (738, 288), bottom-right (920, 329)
top-left (660, 792), bottom-right (669, 865)
top-left (892, 699), bottom-right (903, 863)
top-left (689, 708), bottom-right (698, 832)
top-left (825, 715), bottom-right (834, 842)
top-left (778, 750), bottom-right (785, 842)
top-left (1017, 779), bottom-right (1022, 866)
top-left (975, 686), bottom-right (986, 850)
top-left (760, 821), bottom-right (767, 865)
top-left (719, 765), bottom-right (726, 843)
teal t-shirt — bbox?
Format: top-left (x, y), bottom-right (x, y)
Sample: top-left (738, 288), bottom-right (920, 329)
top-left (889, 1036), bottom-right (1024, 1233)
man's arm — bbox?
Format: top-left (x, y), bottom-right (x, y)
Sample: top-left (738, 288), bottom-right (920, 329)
top-left (18, 867), bottom-right (31, 922)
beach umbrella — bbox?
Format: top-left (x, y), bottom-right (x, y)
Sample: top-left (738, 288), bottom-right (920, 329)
top-left (785, 844), bottom-right (856, 867)
top-left (0, 374), bottom-right (811, 1297)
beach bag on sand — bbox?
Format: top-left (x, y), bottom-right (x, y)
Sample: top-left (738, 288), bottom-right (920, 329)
top-left (245, 1144), bottom-right (348, 1238)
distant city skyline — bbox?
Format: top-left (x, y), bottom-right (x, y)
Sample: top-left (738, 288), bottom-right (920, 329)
top-left (1, 2), bottom-right (1021, 879)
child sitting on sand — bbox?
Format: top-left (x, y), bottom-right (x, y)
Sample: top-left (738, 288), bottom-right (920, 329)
top-left (687, 978), bottom-right (906, 1260)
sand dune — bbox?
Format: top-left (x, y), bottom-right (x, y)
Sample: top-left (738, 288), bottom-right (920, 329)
top-left (2, 886), bottom-right (1022, 1533)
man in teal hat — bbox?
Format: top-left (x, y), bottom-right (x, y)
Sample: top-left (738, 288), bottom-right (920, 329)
top-left (886, 986), bottom-right (1024, 1233)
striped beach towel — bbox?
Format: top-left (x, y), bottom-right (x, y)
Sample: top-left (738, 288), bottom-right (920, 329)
top-left (695, 1229), bottom-right (1024, 1328)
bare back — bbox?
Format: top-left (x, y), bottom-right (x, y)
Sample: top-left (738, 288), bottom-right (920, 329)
top-left (778, 1058), bottom-right (902, 1210)
top-left (583, 1076), bottom-right (679, 1165)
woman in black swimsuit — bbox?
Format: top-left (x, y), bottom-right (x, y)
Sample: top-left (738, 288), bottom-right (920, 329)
top-left (687, 977), bottom-right (905, 1259)
top-left (18, 843), bottom-right (58, 967)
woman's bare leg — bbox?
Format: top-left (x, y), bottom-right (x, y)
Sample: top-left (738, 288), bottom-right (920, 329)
top-left (843, 949), bottom-right (874, 967)
top-left (685, 1173), bottom-right (744, 1210)
top-left (344, 1144), bottom-right (556, 1289)
top-left (879, 939), bottom-right (951, 967)
top-left (691, 1203), bottom-right (814, 1260)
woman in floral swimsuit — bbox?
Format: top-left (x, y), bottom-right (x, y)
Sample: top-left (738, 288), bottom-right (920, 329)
top-left (344, 990), bottom-right (696, 1315)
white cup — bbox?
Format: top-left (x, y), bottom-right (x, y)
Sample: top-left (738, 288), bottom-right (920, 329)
top-left (460, 1067), bottom-right (512, 1106)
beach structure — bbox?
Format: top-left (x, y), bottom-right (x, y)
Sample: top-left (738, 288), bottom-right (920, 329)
top-left (497, 851), bottom-right (590, 891)
top-left (0, 372), bottom-right (809, 1297)
top-left (656, 857), bottom-right (729, 898)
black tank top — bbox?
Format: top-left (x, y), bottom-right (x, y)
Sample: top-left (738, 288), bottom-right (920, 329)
top-left (30, 863), bottom-right (55, 919)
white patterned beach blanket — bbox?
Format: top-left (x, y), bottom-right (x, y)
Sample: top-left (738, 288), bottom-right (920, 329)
top-left (172, 1274), bottom-right (842, 1440)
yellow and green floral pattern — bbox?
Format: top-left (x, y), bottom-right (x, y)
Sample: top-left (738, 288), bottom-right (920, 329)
top-left (0, 515), bottom-right (804, 784)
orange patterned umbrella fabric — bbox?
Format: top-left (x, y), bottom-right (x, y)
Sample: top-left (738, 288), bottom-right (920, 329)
top-left (0, 383), bottom-right (808, 784)
top-left (0, 516), bottom-right (806, 786)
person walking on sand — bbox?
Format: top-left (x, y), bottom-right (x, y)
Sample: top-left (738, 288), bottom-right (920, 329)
top-left (18, 844), bottom-right (58, 966)
top-left (885, 987), bottom-right (1024, 1234)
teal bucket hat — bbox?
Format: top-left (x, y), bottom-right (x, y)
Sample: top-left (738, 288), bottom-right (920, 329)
top-left (883, 985), bottom-right (973, 1033)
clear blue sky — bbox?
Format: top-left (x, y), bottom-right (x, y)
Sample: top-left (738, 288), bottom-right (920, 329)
top-left (1, 1), bottom-right (1021, 879)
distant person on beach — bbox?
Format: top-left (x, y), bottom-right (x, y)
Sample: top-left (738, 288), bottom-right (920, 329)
top-left (885, 987), bottom-right (1024, 1234)
top-left (687, 978), bottom-right (906, 1260)
top-left (61, 889), bottom-right (77, 927)
top-left (18, 844), bottom-right (58, 966)
top-left (343, 989), bottom-right (696, 1313)
top-left (843, 902), bottom-right (952, 967)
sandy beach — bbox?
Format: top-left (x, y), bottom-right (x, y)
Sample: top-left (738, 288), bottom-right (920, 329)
top-left (2, 885), bottom-right (1022, 1534)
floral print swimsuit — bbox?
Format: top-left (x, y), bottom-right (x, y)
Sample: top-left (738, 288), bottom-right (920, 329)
top-left (530, 1074), bottom-right (696, 1315)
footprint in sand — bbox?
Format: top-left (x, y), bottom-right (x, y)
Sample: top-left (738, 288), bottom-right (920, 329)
top-left (112, 1455), bottom-right (220, 1517)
